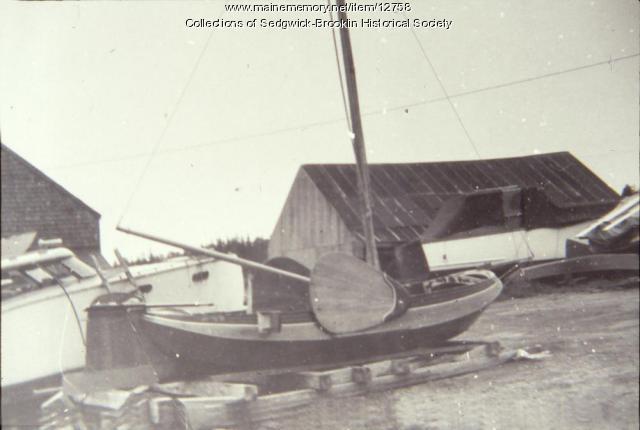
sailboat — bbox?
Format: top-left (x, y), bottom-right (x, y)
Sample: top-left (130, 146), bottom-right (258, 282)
top-left (86, 2), bottom-right (503, 381)
top-left (80, 228), bottom-right (502, 380)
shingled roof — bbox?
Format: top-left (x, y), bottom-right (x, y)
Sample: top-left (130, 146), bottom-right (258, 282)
top-left (1, 143), bottom-right (101, 250)
top-left (302, 152), bottom-right (620, 243)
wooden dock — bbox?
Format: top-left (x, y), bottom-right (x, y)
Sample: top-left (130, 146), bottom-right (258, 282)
top-left (148, 341), bottom-right (524, 429)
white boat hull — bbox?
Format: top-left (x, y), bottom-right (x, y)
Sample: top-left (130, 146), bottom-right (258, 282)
top-left (423, 222), bottom-right (590, 271)
top-left (1, 257), bottom-right (245, 394)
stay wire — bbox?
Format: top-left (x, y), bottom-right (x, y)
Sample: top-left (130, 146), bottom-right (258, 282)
top-left (117, 1), bottom-right (229, 227)
top-left (45, 52), bottom-right (638, 172)
top-left (443, 52), bottom-right (639, 100)
top-left (405, 13), bottom-right (481, 158)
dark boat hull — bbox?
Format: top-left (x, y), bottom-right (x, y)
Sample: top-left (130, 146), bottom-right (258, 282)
top-left (131, 270), bottom-right (503, 376)
top-left (139, 309), bottom-right (486, 375)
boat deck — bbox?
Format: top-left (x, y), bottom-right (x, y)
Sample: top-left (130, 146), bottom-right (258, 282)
top-left (147, 281), bottom-right (493, 325)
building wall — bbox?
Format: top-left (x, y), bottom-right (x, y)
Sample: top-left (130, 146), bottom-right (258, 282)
top-left (268, 169), bottom-right (360, 268)
top-left (1, 146), bottom-right (101, 260)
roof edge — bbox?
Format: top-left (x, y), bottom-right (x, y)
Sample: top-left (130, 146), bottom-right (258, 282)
top-left (1, 143), bottom-right (101, 218)
top-left (301, 151), bottom-right (576, 169)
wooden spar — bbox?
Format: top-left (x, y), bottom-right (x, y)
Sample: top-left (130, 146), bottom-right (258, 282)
top-left (89, 302), bottom-right (217, 309)
top-left (336, 0), bottom-right (380, 269)
top-left (114, 248), bottom-right (139, 287)
top-left (117, 226), bottom-right (408, 334)
top-left (116, 226), bottom-right (310, 283)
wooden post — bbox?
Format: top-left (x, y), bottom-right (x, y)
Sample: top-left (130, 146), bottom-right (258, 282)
top-left (336, 0), bottom-right (380, 269)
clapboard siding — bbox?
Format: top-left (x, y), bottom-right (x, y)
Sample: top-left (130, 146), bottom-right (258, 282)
top-left (268, 169), bottom-right (359, 268)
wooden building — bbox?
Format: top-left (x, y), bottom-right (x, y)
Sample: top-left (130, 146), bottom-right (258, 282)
top-left (1, 143), bottom-right (103, 264)
top-left (268, 152), bottom-right (620, 277)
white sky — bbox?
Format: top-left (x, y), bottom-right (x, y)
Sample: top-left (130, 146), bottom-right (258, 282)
top-left (1, 0), bottom-right (638, 262)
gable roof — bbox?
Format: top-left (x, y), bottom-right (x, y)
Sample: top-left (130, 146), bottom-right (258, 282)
top-left (302, 152), bottom-right (620, 243)
top-left (1, 143), bottom-right (100, 217)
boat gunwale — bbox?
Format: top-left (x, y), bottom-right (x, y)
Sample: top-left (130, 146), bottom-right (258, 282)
top-left (140, 278), bottom-right (502, 342)
top-left (1, 257), bottom-right (226, 311)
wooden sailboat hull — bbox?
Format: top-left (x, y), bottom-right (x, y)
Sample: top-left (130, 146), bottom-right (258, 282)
top-left (135, 270), bottom-right (502, 376)
top-left (140, 310), bottom-right (486, 375)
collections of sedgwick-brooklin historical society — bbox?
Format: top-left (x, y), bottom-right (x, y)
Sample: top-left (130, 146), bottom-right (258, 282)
top-left (224, 2), bottom-right (413, 14)
top-left (185, 17), bottom-right (454, 30)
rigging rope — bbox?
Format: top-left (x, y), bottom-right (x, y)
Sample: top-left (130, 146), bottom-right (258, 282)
top-left (405, 12), bottom-right (481, 159)
top-left (56, 281), bottom-right (87, 346)
top-left (117, 1), bottom-right (229, 227)
top-left (46, 53), bottom-right (638, 172)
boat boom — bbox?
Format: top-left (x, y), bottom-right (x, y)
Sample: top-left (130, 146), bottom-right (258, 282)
top-left (117, 226), bottom-right (311, 283)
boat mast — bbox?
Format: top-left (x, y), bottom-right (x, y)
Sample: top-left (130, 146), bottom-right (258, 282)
top-left (336, 0), bottom-right (380, 269)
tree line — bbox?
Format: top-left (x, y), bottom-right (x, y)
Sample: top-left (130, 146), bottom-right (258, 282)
top-left (123, 237), bottom-right (269, 266)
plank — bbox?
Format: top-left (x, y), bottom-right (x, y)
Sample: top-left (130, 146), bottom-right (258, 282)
top-left (166, 344), bottom-right (520, 430)
top-left (63, 365), bottom-right (158, 398)
top-left (507, 254), bottom-right (639, 283)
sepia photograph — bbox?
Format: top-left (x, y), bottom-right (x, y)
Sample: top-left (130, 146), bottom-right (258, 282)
top-left (1, 0), bottom-right (638, 428)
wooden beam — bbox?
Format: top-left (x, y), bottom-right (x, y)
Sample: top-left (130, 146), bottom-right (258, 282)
top-left (117, 226), bottom-right (310, 283)
top-left (336, 0), bottom-right (380, 269)
top-left (157, 343), bottom-right (526, 429)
